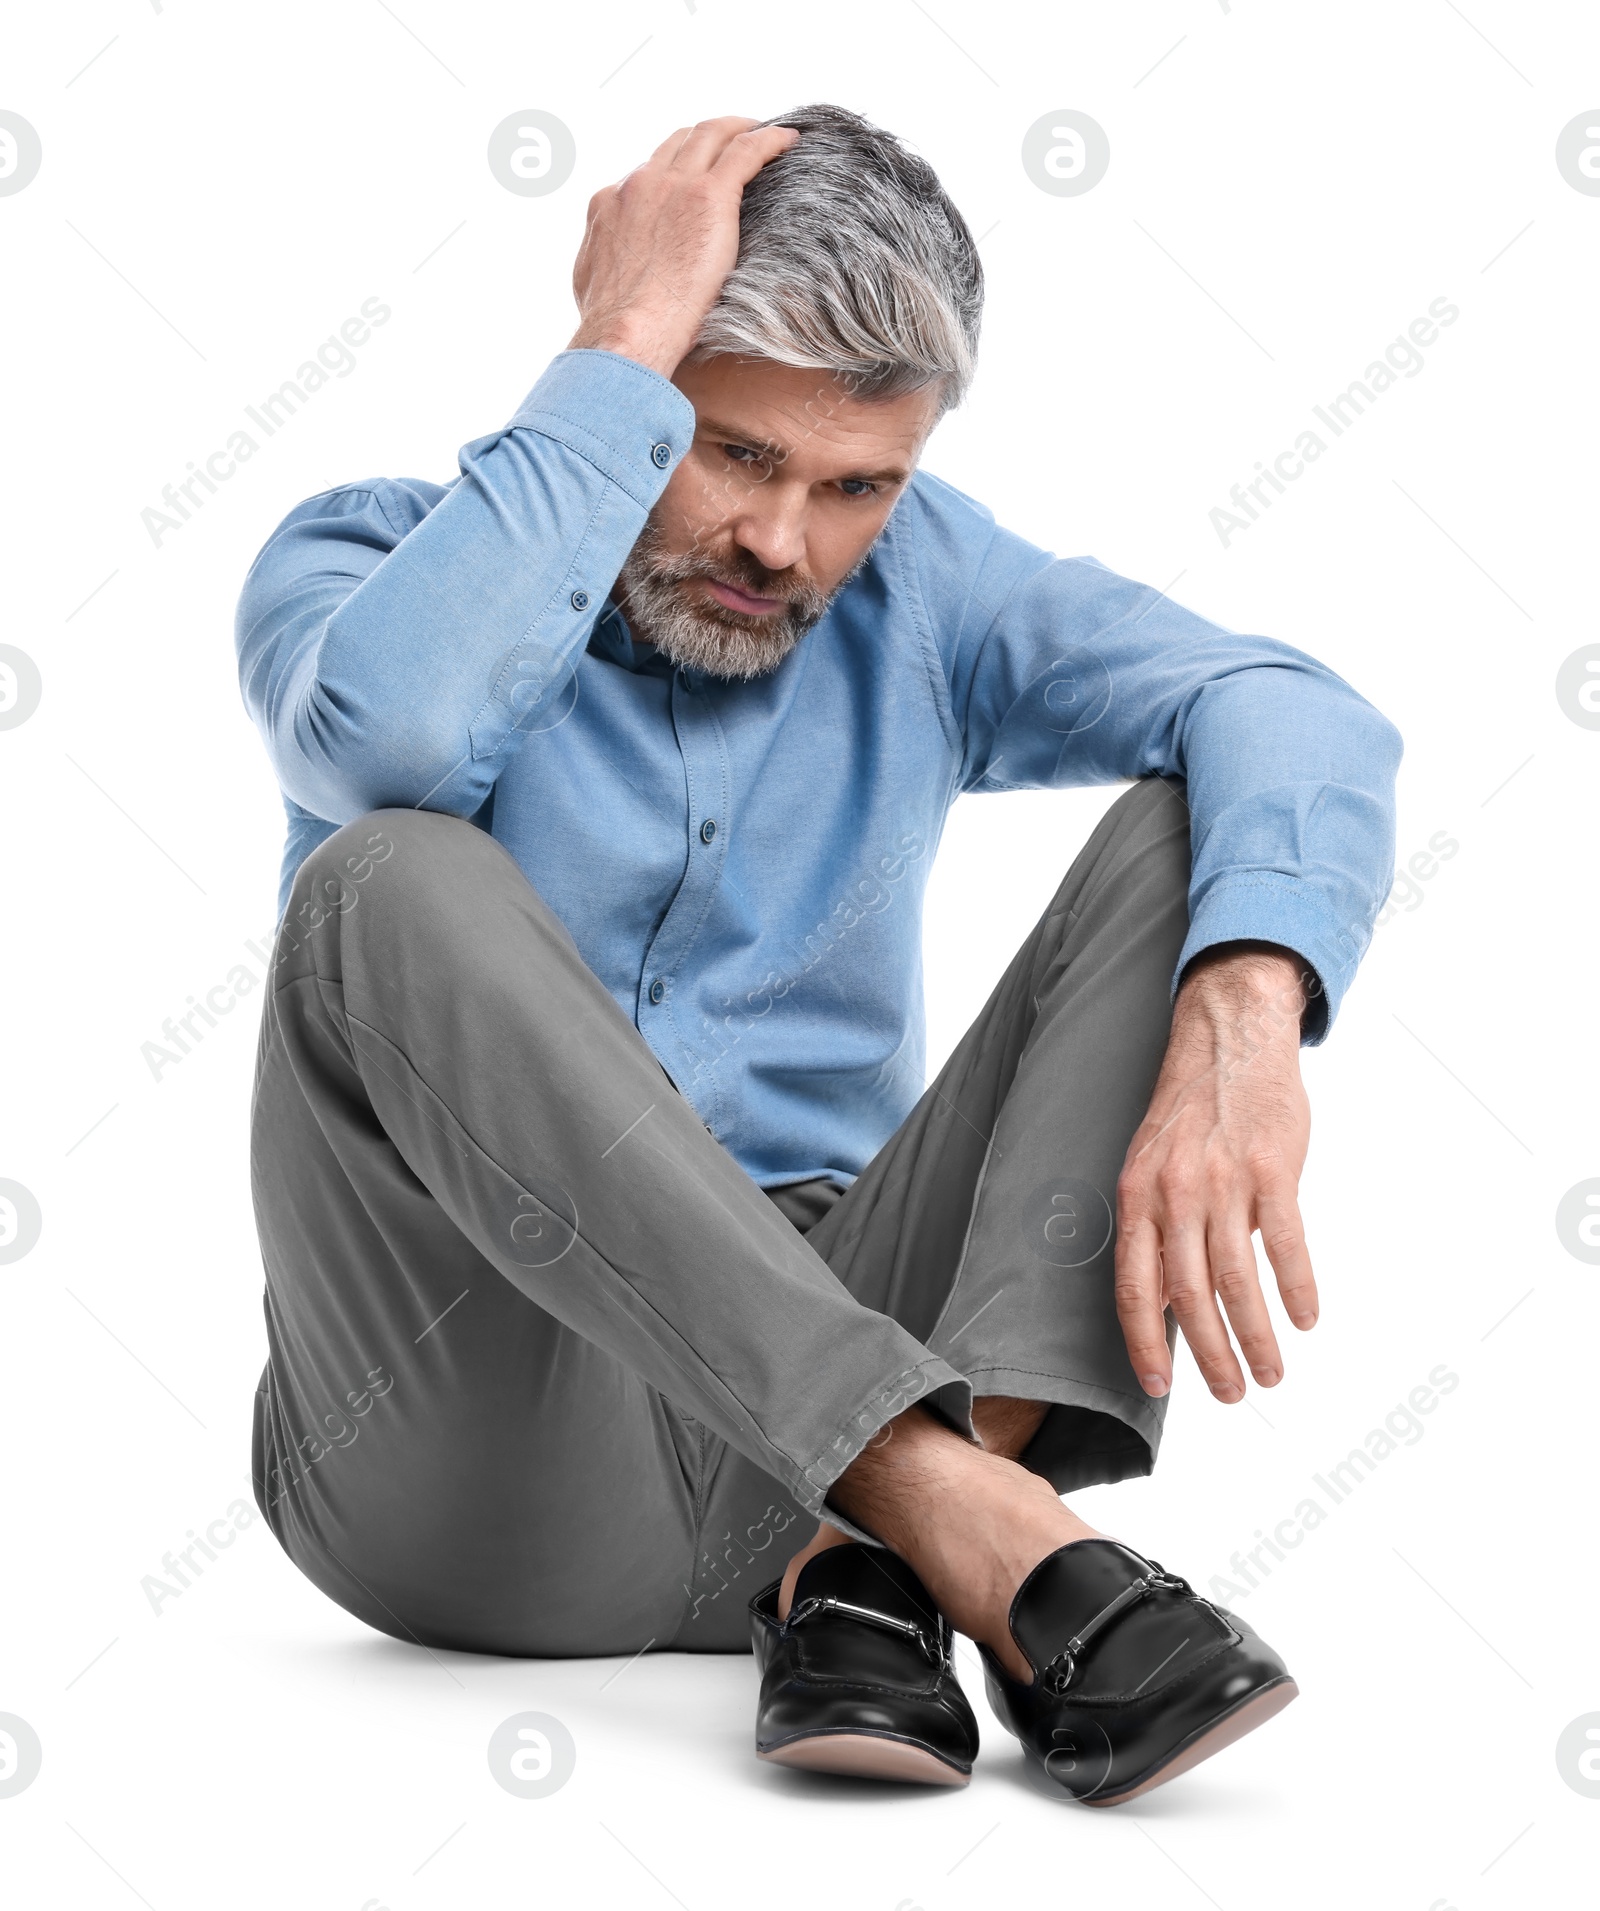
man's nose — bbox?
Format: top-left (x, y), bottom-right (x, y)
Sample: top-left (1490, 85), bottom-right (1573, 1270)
top-left (728, 495), bottom-right (808, 578)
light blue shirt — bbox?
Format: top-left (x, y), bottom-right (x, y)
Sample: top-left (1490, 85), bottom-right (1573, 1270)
top-left (236, 349), bottom-right (1401, 1190)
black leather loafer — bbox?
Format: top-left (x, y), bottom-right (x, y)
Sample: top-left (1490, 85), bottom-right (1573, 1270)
top-left (750, 1544), bottom-right (979, 1786)
top-left (982, 1538), bottom-right (1297, 1805)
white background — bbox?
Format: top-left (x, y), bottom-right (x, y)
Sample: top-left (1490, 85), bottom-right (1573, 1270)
top-left (2, 2), bottom-right (1595, 1906)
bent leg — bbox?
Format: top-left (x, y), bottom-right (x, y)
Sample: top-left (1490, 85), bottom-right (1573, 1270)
top-left (251, 810), bottom-right (969, 1654)
top-left (804, 775), bottom-right (1192, 1495)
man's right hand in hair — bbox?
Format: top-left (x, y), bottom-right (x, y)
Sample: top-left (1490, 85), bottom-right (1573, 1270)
top-left (568, 117), bottom-right (799, 382)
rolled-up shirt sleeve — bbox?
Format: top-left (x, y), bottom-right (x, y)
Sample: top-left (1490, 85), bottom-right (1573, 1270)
top-left (234, 350), bottom-right (695, 824)
top-left (899, 471), bottom-right (1403, 1040)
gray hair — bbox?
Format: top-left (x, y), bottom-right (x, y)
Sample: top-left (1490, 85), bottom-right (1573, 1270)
top-left (687, 104), bottom-right (983, 415)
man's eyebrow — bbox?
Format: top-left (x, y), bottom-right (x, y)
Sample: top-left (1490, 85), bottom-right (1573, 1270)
top-left (695, 418), bottom-right (911, 484)
top-left (696, 417), bottom-right (790, 458)
top-left (848, 463), bottom-right (914, 485)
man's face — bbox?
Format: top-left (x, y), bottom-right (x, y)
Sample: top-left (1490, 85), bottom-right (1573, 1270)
top-left (613, 355), bottom-right (941, 679)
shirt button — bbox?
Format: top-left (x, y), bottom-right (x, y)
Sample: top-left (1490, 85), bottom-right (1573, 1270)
top-left (651, 442), bottom-right (672, 469)
top-left (570, 589), bottom-right (590, 611)
top-left (648, 977), bottom-right (666, 1004)
top-left (700, 818), bottom-right (717, 844)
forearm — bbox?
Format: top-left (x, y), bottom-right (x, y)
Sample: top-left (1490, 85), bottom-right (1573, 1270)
top-left (236, 352), bottom-right (692, 821)
top-left (1176, 939), bottom-right (1314, 1049)
top-left (1167, 664), bottom-right (1402, 1042)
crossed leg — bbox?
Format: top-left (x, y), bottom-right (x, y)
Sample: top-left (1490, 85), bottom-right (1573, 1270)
top-left (249, 778), bottom-right (1189, 1659)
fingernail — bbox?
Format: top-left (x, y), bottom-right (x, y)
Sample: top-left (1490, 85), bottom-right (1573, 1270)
top-left (1254, 1369), bottom-right (1282, 1387)
top-left (1215, 1382), bottom-right (1243, 1403)
top-left (1292, 1311), bottom-right (1317, 1329)
top-left (1140, 1373), bottom-right (1169, 1397)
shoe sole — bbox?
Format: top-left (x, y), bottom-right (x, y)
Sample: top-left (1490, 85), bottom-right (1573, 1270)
top-left (759, 1733), bottom-right (971, 1787)
top-left (1079, 1677), bottom-right (1299, 1807)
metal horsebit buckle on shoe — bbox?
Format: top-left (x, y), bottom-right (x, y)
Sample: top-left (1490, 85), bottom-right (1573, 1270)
top-left (784, 1594), bottom-right (947, 1668)
top-left (1039, 1563), bottom-right (1195, 1697)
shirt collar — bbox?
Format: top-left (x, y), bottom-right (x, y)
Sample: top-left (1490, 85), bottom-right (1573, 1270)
top-left (588, 598), bottom-right (680, 677)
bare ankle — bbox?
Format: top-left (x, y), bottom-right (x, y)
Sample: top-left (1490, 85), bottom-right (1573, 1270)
top-left (828, 1406), bottom-right (1106, 1683)
top-left (972, 1394), bottom-right (1048, 1460)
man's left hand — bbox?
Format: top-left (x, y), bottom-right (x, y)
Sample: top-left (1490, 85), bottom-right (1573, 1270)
top-left (1114, 942), bottom-right (1318, 1402)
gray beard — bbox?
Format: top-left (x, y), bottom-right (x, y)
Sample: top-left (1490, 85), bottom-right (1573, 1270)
top-left (614, 519), bottom-right (857, 681)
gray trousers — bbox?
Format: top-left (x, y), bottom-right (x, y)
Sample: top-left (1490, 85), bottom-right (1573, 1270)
top-left (249, 777), bottom-right (1190, 1656)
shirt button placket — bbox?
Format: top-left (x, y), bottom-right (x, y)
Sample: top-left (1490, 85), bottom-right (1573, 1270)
top-left (635, 669), bottom-right (726, 1121)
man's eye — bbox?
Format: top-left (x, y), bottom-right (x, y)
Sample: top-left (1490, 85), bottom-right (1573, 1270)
top-left (839, 479), bottom-right (878, 497)
top-left (722, 444), bottom-right (760, 463)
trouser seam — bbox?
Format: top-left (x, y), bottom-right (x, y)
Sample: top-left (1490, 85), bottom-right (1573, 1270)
top-left (923, 1129), bottom-right (999, 1346)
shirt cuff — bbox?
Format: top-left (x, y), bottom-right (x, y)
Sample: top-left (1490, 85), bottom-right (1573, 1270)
top-left (505, 349), bottom-right (697, 508)
top-left (1174, 872), bottom-right (1372, 1044)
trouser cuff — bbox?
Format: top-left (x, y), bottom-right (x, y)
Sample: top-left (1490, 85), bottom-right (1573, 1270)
top-left (964, 1366), bottom-right (1170, 1495)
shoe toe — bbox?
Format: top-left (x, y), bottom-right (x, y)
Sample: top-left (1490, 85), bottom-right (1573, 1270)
top-left (986, 1539), bottom-right (1297, 1805)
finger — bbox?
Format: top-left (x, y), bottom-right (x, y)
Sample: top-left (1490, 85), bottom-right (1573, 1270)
top-left (1258, 1184), bottom-right (1318, 1329)
top-left (707, 122), bottom-right (803, 186)
top-left (1162, 1219), bottom-right (1246, 1402)
top-left (664, 115), bottom-right (767, 171)
top-left (1207, 1211), bottom-right (1283, 1386)
top-left (645, 124), bottom-right (697, 167)
top-left (1114, 1215), bottom-right (1171, 1396)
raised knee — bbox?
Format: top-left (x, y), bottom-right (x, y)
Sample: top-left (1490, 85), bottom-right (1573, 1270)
top-left (287, 808), bottom-right (487, 925)
top-left (1117, 778), bottom-right (1191, 880)
top-left (1121, 774), bottom-right (1188, 824)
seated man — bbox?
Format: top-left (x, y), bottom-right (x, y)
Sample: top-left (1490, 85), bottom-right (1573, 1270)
top-left (235, 105), bottom-right (1400, 1803)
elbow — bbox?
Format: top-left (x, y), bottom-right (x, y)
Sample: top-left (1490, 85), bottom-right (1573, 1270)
top-left (268, 699), bottom-right (491, 825)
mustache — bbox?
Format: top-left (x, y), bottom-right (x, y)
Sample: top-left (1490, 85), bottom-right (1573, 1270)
top-left (646, 543), bottom-right (828, 620)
